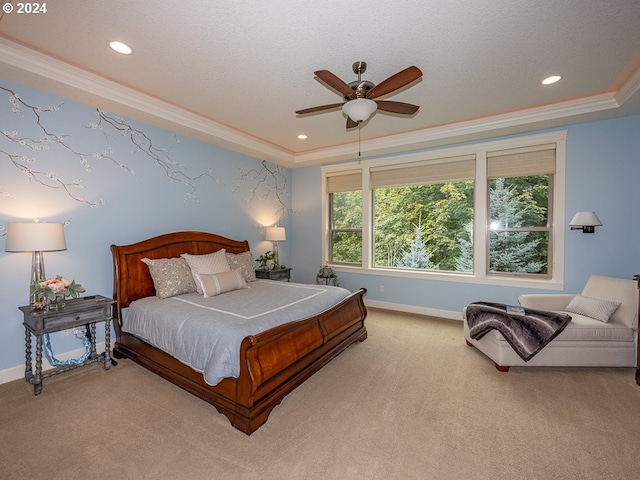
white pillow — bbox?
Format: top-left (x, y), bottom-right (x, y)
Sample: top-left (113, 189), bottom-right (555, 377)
top-left (565, 294), bottom-right (621, 323)
top-left (181, 250), bottom-right (230, 294)
top-left (195, 269), bottom-right (247, 298)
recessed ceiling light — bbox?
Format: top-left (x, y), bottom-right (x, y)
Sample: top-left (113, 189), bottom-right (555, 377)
top-left (297, 134), bottom-right (308, 140)
top-left (109, 41), bottom-right (133, 55)
top-left (542, 75), bottom-right (562, 85)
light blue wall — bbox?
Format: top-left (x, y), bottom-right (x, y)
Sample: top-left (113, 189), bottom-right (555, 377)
top-left (291, 115), bottom-right (640, 312)
top-left (0, 81), bottom-right (291, 372)
top-left (3, 78), bottom-right (639, 375)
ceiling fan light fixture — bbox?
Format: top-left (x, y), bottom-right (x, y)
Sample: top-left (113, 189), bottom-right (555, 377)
top-left (342, 98), bottom-right (377, 123)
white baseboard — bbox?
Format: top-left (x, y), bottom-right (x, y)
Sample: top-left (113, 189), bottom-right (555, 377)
top-left (0, 341), bottom-right (107, 385)
top-left (364, 299), bottom-right (463, 321)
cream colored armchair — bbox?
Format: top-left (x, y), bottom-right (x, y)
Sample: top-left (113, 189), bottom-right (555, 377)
top-left (464, 275), bottom-right (638, 371)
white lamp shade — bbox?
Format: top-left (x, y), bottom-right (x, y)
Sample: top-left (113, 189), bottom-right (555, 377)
top-left (569, 212), bottom-right (602, 227)
top-left (265, 226), bottom-right (286, 241)
top-left (342, 98), bottom-right (377, 123)
top-left (5, 222), bottom-right (67, 252)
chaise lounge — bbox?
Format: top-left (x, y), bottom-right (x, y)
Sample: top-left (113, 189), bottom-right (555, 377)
top-left (463, 274), bottom-right (638, 371)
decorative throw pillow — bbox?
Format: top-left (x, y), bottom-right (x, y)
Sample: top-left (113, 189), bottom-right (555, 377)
top-left (141, 257), bottom-right (197, 299)
top-left (225, 251), bottom-right (256, 282)
top-left (181, 250), bottom-right (230, 294)
top-left (565, 294), bottom-right (622, 323)
top-left (195, 269), bottom-right (247, 298)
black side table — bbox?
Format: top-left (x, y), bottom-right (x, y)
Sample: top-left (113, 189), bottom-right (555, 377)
top-left (255, 267), bottom-right (292, 282)
top-left (19, 295), bottom-right (116, 395)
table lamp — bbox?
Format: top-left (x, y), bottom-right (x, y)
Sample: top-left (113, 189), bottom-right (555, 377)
top-left (5, 221), bottom-right (67, 304)
top-left (265, 226), bottom-right (286, 268)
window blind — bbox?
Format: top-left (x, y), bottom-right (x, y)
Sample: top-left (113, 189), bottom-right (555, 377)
top-left (488, 144), bottom-right (555, 178)
top-left (327, 171), bottom-right (362, 193)
top-left (370, 155), bottom-right (476, 188)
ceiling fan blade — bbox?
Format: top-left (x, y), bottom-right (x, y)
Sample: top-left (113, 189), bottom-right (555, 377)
top-left (296, 103), bottom-right (343, 115)
top-left (346, 117), bottom-right (358, 129)
top-left (375, 100), bottom-right (420, 115)
top-left (314, 70), bottom-right (356, 99)
top-left (366, 66), bottom-right (423, 99)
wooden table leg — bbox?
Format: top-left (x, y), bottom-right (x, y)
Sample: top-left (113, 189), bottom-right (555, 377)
top-left (33, 334), bottom-right (43, 395)
top-left (103, 319), bottom-right (112, 370)
top-left (24, 327), bottom-right (33, 383)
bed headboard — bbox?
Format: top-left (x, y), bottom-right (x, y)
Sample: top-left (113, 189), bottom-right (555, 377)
top-left (111, 231), bottom-right (250, 326)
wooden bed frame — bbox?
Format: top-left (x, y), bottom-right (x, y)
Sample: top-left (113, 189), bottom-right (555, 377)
top-left (110, 231), bottom-right (367, 435)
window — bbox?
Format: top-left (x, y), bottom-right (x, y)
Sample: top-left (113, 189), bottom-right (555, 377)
top-left (371, 156), bottom-right (475, 272)
top-left (487, 145), bottom-right (555, 277)
top-left (327, 171), bottom-right (362, 265)
top-left (321, 131), bottom-right (566, 287)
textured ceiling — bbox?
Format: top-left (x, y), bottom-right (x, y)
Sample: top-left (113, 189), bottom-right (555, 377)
top-left (1, 0), bottom-right (639, 167)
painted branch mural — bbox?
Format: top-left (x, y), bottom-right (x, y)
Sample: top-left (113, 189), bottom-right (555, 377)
top-left (1, 86), bottom-right (105, 208)
top-left (0, 85), bottom-right (219, 208)
top-left (235, 160), bottom-right (293, 221)
top-left (89, 110), bottom-right (220, 202)
top-left (1, 84), bottom-right (291, 237)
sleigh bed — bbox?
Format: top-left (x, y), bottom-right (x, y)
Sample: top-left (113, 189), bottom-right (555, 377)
top-left (110, 231), bottom-right (367, 435)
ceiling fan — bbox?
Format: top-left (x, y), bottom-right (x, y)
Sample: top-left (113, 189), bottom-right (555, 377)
top-left (296, 61), bottom-right (423, 128)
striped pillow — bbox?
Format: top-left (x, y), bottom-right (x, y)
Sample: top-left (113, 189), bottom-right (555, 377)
top-left (195, 269), bottom-right (247, 298)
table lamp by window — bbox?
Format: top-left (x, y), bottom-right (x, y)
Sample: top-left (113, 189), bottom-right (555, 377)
top-left (5, 221), bottom-right (67, 304)
top-left (265, 226), bottom-right (286, 268)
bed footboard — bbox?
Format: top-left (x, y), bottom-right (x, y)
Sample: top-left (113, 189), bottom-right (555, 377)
top-left (230, 287), bottom-right (367, 434)
top-left (113, 287), bottom-right (367, 435)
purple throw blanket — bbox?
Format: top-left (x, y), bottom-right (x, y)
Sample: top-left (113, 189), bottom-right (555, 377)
top-left (466, 301), bottom-right (572, 361)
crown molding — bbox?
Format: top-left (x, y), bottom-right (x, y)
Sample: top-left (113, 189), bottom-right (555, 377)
top-left (0, 37), bottom-right (295, 166)
top-left (615, 66), bottom-right (640, 105)
top-left (291, 93), bottom-right (621, 166)
top-left (1, 36), bottom-right (637, 169)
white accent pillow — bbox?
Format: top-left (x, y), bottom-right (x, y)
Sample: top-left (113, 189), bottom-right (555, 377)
top-left (181, 250), bottom-right (230, 294)
top-left (565, 294), bottom-right (622, 323)
top-left (195, 269), bottom-right (247, 298)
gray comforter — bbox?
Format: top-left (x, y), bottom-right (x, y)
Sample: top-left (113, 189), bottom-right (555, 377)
top-left (123, 280), bottom-right (352, 385)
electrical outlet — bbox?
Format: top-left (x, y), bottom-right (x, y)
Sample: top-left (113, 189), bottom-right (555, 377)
top-left (60, 329), bottom-right (70, 337)
top-left (379, 285), bottom-right (384, 293)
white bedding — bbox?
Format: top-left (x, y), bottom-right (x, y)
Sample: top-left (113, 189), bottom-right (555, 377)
top-left (123, 280), bottom-right (353, 385)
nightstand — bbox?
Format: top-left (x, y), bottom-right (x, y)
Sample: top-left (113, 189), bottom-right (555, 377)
top-left (255, 267), bottom-right (291, 282)
top-left (19, 295), bottom-right (116, 395)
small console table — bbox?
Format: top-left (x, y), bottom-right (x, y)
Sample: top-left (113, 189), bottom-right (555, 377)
top-left (255, 267), bottom-right (291, 282)
top-left (19, 295), bottom-right (116, 395)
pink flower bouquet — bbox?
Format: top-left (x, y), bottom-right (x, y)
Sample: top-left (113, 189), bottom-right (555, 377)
top-left (30, 276), bottom-right (86, 302)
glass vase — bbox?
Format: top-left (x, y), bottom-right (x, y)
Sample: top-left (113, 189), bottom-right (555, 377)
top-left (46, 295), bottom-right (66, 311)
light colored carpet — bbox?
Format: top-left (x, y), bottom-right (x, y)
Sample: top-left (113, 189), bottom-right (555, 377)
top-left (1, 308), bottom-right (639, 480)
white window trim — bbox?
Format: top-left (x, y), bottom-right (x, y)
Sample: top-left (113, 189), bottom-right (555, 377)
top-left (321, 130), bottom-right (567, 290)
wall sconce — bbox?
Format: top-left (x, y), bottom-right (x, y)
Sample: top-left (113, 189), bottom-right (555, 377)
top-left (569, 211), bottom-right (602, 233)
top-left (5, 220), bottom-right (67, 304)
top-left (265, 226), bottom-right (286, 268)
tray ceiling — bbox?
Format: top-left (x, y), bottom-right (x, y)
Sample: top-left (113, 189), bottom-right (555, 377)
top-left (1, 0), bottom-right (639, 167)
